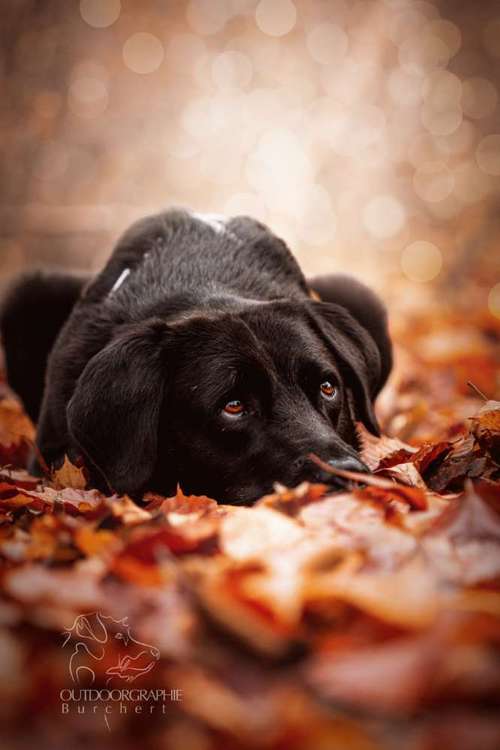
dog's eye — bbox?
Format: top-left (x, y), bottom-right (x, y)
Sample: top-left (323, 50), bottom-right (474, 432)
top-left (223, 399), bottom-right (245, 417)
top-left (320, 381), bottom-right (337, 400)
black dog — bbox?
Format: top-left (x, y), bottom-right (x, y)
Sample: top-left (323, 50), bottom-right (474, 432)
top-left (0, 209), bottom-right (392, 504)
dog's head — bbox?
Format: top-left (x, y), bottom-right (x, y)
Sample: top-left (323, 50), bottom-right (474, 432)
top-left (66, 289), bottom-right (391, 504)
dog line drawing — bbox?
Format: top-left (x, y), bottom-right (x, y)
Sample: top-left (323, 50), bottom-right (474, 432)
top-left (62, 612), bottom-right (160, 685)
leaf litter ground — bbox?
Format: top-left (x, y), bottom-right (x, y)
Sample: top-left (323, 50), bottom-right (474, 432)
top-left (0, 304), bottom-right (499, 750)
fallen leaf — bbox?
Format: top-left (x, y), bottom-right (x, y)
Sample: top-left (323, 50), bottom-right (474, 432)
top-left (356, 422), bottom-right (417, 471)
top-left (74, 525), bottom-right (121, 556)
top-left (469, 401), bottom-right (500, 463)
top-left (110, 494), bottom-right (153, 524)
top-left (423, 481), bottom-right (500, 585)
top-left (51, 455), bottom-right (87, 490)
top-left (310, 456), bottom-right (428, 510)
top-left (305, 632), bottom-right (443, 715)
top-left (307, 553), bottom-right (441, 629)
top-left (0, 398), bottom-right (35, 469)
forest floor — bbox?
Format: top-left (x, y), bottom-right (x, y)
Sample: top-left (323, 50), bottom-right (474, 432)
top-left (0, 297), bottom-right (499, 750)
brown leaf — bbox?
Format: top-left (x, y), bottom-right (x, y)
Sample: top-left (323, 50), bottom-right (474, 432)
top-left (74, 525), bottom-right (121, 557)
top-left (305, 632), bottom-right (442, 714)
top-left (377, 461), bottom-right (427, 490)
top-left (258, 481), bottom-right (328, 515)
top-left (111, 518), bottom-right (219, 586)
top-left (413, 441), bottom-right (453, 476)
top-left (469, 400), bottom-right (500, 433)
top-left (110, 494), bottom-right (153, 524)
top-left (188, 559), bottom-right (299, 656)
top-left (0, 487), bottom-right (52, 513)
top-left (0, 398), bottom-right (35, 468)
top-left (145, 485), bottom-right (220, 518)
top-left (311, 456), bottom-right (428, 510)
top-left (4, 558), bottom-right (105, 609)
top-left (299, 491), bottom-right (418, 569)
top-left (51, 455), bottom-right (87, 490)
top-left (356, 422), bottom-right (417, 471)
top-left (423, 481), bottom-right (500, 585)
top-left (306, 553), bottom-right (441, 629)
top-left (0, 468), bottom-right (39, 490)
top-left (425, 436), bottom-right (488, 493)
top-left (469, 400), bottom-right (500, 463)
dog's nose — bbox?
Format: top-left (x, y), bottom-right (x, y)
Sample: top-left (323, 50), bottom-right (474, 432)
top-left (308, 454), bottom-right (369, 486)
top-left (327, 456), bottom-right (369, 475)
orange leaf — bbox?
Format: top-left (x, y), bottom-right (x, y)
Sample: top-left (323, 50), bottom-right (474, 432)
top-left (52, 455), bottom-right (87, 490)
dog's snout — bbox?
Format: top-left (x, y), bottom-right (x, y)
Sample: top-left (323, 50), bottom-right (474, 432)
top-left (327, 456), bottom-right (369, 475)
top-left (295, 452), bottom-right (369, 486)
top-left (316, 455), bottom-right (369, 488)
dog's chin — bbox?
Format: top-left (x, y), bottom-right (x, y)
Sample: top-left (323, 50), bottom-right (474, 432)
top-left (217, 484), bottom-right (274, 506)
top-left (173, 476), bottom-right (268, 506)
top-left (219, 469), bottom-right (361, 506)
top-left (218, 477), bottom-right (330, 507)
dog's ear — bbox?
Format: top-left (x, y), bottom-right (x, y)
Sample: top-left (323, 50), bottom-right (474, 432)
top-left (67, 318), bottom-right (171, 495)
top-left (308, 299), bottom-right (387, 436)
top-left (75, 613), bottom-right (107, 643)
top-left (308, 274), bottom-right (392, 397)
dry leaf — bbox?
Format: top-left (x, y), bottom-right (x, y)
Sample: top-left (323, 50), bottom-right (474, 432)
top-left (52, 455), bottom-right (87, 490)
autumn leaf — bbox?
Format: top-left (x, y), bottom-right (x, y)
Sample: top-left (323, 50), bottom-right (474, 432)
top-left (469, 400), bottom-right (500, 433)
top-left (0, 398), bottom-right (35, 467)
top-left (356, 422), bottom-right (417, 471)
top-left (310, 455), bottom-right (428, 510)
top-left (51, 455), bottom-right (87, 490)
top-left (468, 400), bottom-right (500, 463)
top-left (422, 481), bottom-right (500, 586)
top-left (0, 398), bottom-right (35, 447)
top-left (110, 494), bottom-right (152, 524)
top-left (304, 631), bottom-right (443, 715)
top-left (75, 525), bottom-right (121, 557)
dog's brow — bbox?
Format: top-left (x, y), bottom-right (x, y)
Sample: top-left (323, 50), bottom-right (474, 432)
top-left (197, 364), bottom-right (238, 403)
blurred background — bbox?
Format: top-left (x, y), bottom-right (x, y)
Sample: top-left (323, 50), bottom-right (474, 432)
top-left (1, 0), bottom-right (499, 319)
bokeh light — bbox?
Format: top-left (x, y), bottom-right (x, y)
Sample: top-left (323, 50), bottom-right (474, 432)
top-left (33, 91), bottom-right (62, 120)
top-left (68, 76), bottom-right (108, 118)
top-left (426, 19), bottom-right (461, 57)
top-left (223, 192), bottom-right (267, 221)
top-left (123, 33), bottom-right (164, 74)
top-left (363, 195), bottom-right (406, 239)
top-left (33, 142), bottom-right (69, 182)
top-left (306, 23), bottom-right (348, 66)
top-left (80, 0), bottom-right (121, 29)
top-left (461, 77), bottom-right (498, 120)
top-left (399, 31), bottom-right (450, 76)
top-left (401, 241), bottom-right (443, 283)
top-left (1, 0), bottom-right (499, 306)
top-left (413, 161), bottom-right (454, 202)
top-left (421, 100), bottom-right (462, 136)
top-left (488, 282), bottom-right (500, 319)
top-left (186, 0), bottom-right (230, 36)
top-left (453, 161), bottom-right (489, 203)
top-left (483, 17), bottom-right (500, 59)
top-left (476, 134), bottom-right (500, 176)
top-left (211, 51), bottom-right (253, 90)
top-left (255, 0), bottom-right (297, 37)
